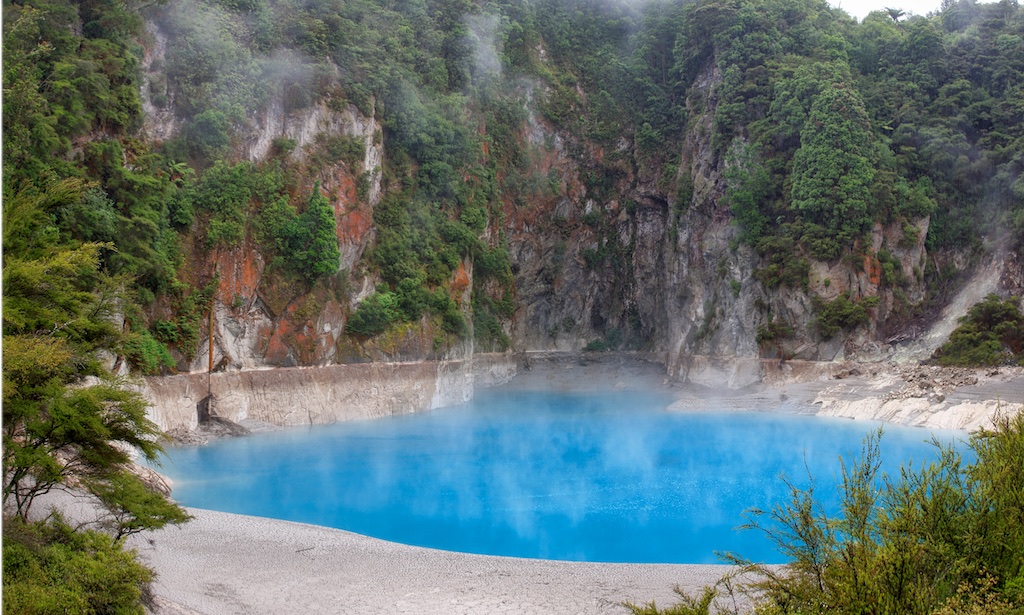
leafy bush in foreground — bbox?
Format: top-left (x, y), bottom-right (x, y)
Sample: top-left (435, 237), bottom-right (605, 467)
top-left (637, 409), bottom-right (1024, 615)
top-left (3, 515), bottom-right (155, 615)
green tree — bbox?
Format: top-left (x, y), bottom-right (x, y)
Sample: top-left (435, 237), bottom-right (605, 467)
top-left (934, 295), bottom-right (1024, 366)
top-left (346, 291), bottom-right (401, 336)
top-left (725, 143), bottom-right (771, 243)
top-left (790, 84), bottom-right (877, 259)
top-left (2, 181), bottom-right (187, 536)
top-left (193, 160), bottom-right (256, 248)
top-left (293, 187), bottom-right (341, 283)
top-left (90, 470), bottom-right (193, 541)
top-left (2, 6), bottom-right (64, 185)
top-left (814, 292), bottom-right (878, 338)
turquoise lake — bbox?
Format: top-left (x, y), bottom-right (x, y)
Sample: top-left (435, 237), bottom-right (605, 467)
top-left (154, 389), bottom-right (967, 564)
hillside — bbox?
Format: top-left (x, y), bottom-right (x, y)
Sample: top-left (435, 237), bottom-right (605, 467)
top-left (4, 0), bottom-right (1024, 377)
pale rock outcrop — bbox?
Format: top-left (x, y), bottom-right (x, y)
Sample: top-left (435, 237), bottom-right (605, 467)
top-left (140, 22), bottom-right (176, 142)
top-left (144, 360), bottom-right (484, 433)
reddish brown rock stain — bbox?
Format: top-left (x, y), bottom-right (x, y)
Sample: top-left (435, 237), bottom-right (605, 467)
top-left (452, 261), bottom-right (471, 295)
top-left (214, 244), bottom-right (263, 307)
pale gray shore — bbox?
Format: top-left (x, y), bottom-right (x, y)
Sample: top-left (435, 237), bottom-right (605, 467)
top-left (128, 507), bottom-right (737, 615)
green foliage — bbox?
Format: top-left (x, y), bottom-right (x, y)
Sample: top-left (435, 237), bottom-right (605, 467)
top-left (2, 350), bottom-right (166, 520)
top-left (472, 243), bottom-right (514, 350)
top-left (814, 292), bottom-right (878, 338)
top-left (293, 188), bottom-right (342, 282)
top-left (754, 235), bottom-right (810, 290)
top-left (473, 309), bottom-right (510, 351)
top-left (3, 516), bottom-right (155, 615)
top-left (120, 329), bottom-right (177, 375)
top-left (346, 291), bottom-right (400, 337)
top-left (356, 184), bottom-right (485, 338)
top-left (3, 0), bottom-right (143, 188)
top-left (756, 319), bottom-right (794, 346)
top-left (725, 144), bottom-right (771, 243)
top-left (894, 176), bottom-right (939, 219)
top-left (625, 586), bottom-right (718, 615)
top-left (2, 181), bottom-right (188, 545)
top-left (934, 295), bottom-right (1024, 366)
top-left (727, 412), bottom-right (1024, 615)
top-left (79, 140), bottom-right (182, 295)
top-left (158, 279), bottom-right (216, 361)
top-left (790, 84), bottom-right (876, 254)
top-left (877, 249), bottom-right (904, 287)
top-left (184, 109), bottom-right (231, 164)
top-left (7, 0), bottom-right (1024, 358)
top-left (432, 289), bottom-right (467, 335)
top-left (310, 134), bottom-right (365, 170)
top-left (90, 471), bottom-right (194, 541)
top-left (193, 160), bottom-right (260, 248)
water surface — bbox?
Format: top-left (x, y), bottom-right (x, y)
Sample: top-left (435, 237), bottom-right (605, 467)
top-left (156, 390), bottom-right (966, 564)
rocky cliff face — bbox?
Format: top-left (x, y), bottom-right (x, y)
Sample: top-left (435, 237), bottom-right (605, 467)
top-left (495, 64), bottom-right (925, 381)
top-left (138, 17), bottom-right (1022, 392)
top-left (143, 358), bottom-right (486, 432)
top-left (141, 20), bottom-right (478, 371)
top-left (496, 62), bottom-right (1024, 382)
top-left (183, 92), bottom-right (390, 370)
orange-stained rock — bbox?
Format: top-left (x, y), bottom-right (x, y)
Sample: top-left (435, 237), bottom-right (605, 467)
top-left (262, 305), bottom-right (299, 366)
top-left (339, 207), bottom-right (372, 246)
top-left (865, 253), bottom-right (882, 290)
top-left (327, 166), bottom-right (374, 270)
top-left (213, 241), bottom-right (264, 307)
top-left (452, 261), bottom-right (471, 294)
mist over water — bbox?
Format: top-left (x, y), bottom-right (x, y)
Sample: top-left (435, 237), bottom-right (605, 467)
top-left (157, 390), bottom-right (967, 564)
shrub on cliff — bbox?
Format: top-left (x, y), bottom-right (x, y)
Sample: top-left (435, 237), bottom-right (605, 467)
top-left (257, 184), bottom-right (342, 285)
top-left (933, 294), bottom-right (1024, 366)
top-left (346, 291), bottom-right (400, 337)
top-left (814, 293), bottom-right (879, 338)
top-left (291, 188), bottom-right (342, 283)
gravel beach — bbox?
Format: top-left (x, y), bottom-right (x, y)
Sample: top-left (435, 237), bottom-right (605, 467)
top-left (129, 508), bottom-right (737, 615)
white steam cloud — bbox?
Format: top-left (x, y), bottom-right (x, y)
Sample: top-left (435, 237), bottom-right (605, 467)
top-left (465, 12), bottom-right (504, 83)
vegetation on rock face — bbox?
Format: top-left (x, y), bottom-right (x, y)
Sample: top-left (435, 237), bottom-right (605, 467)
top-left (3, 0), bottom-right (1023, 608)
top-left (6, 0), bottom-right (1024, 356)
top-left (631, 411), bottom-right (1024, 615)
top-left (814, 293), bottom-right (880, 339)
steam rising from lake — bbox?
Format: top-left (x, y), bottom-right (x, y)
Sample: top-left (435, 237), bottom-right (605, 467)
top-left (157, 390), bottom-right (966, 564)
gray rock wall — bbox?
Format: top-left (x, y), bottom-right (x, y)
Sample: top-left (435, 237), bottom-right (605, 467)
top-left (143, 359), bottom-right (496, 432)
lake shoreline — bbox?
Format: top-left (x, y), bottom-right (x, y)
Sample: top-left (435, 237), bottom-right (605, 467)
top-left (135, 356), bottom-right (1021, 614)
top-left (153, 353), bottom-right (1024, 447)
top-left (131, 507), bottom-right (747, 615)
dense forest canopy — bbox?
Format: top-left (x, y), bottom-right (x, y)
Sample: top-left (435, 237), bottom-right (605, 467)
top-left (4, 0), bottom-right (1023, 361)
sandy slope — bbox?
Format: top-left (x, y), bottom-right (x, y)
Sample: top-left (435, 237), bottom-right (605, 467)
top-left (129, 508), bottom-right (737, 615)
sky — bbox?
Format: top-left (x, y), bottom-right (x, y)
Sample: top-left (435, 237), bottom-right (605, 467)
top-left (831, 0), bottom-right (1003, 20)
top-left (829, 0), bottom-right (945, 20)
